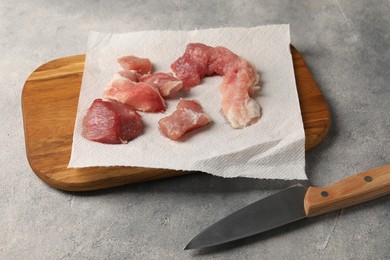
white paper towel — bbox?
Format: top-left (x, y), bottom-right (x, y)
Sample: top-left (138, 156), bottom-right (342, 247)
top-left (68, 24), bottom-right (306, 180)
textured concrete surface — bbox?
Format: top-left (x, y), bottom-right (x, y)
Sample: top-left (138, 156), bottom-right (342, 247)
top-left (1, 0), bottom-right (390, 259)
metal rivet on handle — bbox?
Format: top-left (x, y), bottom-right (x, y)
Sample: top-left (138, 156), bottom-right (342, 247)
top-left (364, 176), bottom-right (373, 182)
top-left (321, 191), bottom-right (329, 197)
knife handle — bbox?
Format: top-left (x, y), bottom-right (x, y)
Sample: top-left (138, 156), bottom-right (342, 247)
top-left (304, 164), bottom-right (390, 217)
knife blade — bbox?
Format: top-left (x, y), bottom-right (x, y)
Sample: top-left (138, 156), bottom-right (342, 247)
top-left (185, 164), bottom-right (390, 250)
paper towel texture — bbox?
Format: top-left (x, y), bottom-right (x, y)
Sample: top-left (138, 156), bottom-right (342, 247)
top-left (68, 25), bottom-right (306, 180)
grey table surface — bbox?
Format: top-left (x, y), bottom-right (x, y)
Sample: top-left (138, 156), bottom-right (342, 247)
top-left (1, 0), bottom-right (390, 259)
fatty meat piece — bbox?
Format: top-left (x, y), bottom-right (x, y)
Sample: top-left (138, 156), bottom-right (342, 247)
top-left (139, 72), bottom-right (183, 98)
top-left (219, 63), bottom-right (261, 128)
top-left (103, 73), bottom-right (166, 112)
top-left (82, 99), bottom-right (143, 144)
top-left (214, 48), bottom-right (261, 128)
top-left (158, 99), bottom-right (211, 140)
top-left (117, 56), bottom-right (152, 74)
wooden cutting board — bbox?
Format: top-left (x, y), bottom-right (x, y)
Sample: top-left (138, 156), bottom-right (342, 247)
top-left (22, 46), bottom-right (331, 192)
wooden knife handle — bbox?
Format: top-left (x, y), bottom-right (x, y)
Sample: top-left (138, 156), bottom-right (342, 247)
top-left (304, 164), bottom-right (390, 217)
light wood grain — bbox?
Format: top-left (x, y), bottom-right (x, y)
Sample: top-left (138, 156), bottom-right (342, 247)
top-left (22, 47), bottom-right (331, 191)
top-left (304, 164), bottom-right (390, 217)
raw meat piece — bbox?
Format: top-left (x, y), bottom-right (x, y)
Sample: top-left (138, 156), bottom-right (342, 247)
top-left (215, 50), bottom-right (261, 128)
top-left (118, 70), bottom-right (140, 82)
top-left (83, 99), bottom-right (143, 144)
top-left (117, 56), bottom-right (152, 74)
top-left (219, 64), bottom-right (261, 128)
top-left (159, 99), bottom-right (211, 140)
top-left (103, 73), bottom-right (166, 112)
top-left (171, 44), bottom-right (261, 128)
top-left (170, 43), bottom-right (213, 88)
top-left (139, 72), bottom-right (183, 98)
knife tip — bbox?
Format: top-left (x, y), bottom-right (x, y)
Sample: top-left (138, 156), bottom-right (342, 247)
top-left (184, 239), bottom-right (200, 250)
top-left (183, 243), bottom-right (192, 250)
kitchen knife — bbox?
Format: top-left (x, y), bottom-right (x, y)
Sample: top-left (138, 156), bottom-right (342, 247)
top-left (185, 164), bottom-right (390, 250)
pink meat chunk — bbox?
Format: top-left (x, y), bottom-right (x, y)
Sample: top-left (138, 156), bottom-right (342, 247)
top-left (139, 72), bottom-right (183, 98)
top-left (171, 43), bottom-right (261, 128)
top-left (159, 99), bottom-right (211, 140)
top-left (103, 73), bottom-right (166, 112)
top-left (117, 56), bottom-right (153, 74)
top-left (82, 99), bottom-right (143, 144)
top-left (170, 43), bottom-right (213, 88)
